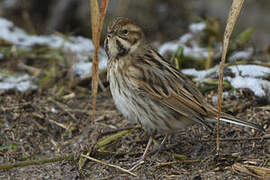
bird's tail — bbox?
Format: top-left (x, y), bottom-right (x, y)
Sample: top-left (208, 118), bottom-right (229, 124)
top-left (206, 113), bottom-right (264, 131)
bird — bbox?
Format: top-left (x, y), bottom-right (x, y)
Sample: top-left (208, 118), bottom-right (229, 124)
top-left (104, 17), bottom-right (263, 169)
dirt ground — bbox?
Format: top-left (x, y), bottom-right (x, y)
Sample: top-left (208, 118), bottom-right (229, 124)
top-left (0, 83), bottom-right (269, 179)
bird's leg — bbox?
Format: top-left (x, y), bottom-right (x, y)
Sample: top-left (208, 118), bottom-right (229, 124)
top-left (153, 134), bottom-right (169, 157)
top-left (160, 134), bottom-right (169, 149)
top-left (141, 136), bottom-right (153, 160)
top-left (129, 136), bottom-right (153, 171)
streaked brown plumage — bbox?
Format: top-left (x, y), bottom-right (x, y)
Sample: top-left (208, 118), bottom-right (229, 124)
top-left (104, 17), bottom-right (263, 167)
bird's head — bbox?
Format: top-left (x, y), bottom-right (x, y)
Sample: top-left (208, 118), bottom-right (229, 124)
top-left (104, 17), bottom-right (144, 58)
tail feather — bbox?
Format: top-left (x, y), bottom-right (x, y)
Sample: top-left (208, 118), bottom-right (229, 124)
top-left (206, 114), bottom-right (264, 131)
top-left (219, 117), bottom-right (263, 131)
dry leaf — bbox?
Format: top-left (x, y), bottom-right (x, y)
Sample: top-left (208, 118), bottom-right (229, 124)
top-left (233, 163), bottom-right (270, 178)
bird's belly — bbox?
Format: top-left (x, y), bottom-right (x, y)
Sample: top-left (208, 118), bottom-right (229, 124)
top-left (111, 85), bottom-right (194, 133)
top-left (113, 92), bottom-right (137, 122)
top-left (108, 67), bottom-right (195, 133)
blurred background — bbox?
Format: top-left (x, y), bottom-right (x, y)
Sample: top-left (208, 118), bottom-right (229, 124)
top-left (0, 0), bottom-right (269, 47)
top-left (1, 1), bottom-right (270, 179)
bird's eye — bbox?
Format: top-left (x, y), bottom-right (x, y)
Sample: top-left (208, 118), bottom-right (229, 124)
top-left (122, 29), bottom-right (128, 35)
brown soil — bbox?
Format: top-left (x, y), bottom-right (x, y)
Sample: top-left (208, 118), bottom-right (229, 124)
top-left (0, 86), bottom-right (269, 179)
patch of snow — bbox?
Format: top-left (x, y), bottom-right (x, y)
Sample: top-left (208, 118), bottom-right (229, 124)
top-left (212, 92), bottom-right (229, 103)
top-left (228, 64), bottom-right (270, 78)
top-left (182, 64), bottom-right (270, 98)
top-left (159, 22), bottom-right (213, 59)
top-left (0, 17), bottom-right (97, 61)
top-left (179, 33), bottom-right (193, 44)
top-left (228, 48), bottom-right (253, 62)
top-left (72, 62), bottom-right (92, 79)
top-left (0, 74), bottom-right (37, 92)
top-left (226, 76), bottom-right (270, 97)
top-left (159, 42), bottom-right (179, 55)
top-left (181, 66), bottom-right (218, 82)
top-left (159, 41), bottom-right (211, 59)
top-left (72, 56), bottom-right (108, 78)
top-left (189, 22), bottom-right (206, 33)
top-left (0, 17), bottom-right (108, 79)
top-left (16, 81), bottom-right (35, 92)
top-left (183, 46), bottom-right (211, 59)
top-left (0, 53), bottom-right (3, 59)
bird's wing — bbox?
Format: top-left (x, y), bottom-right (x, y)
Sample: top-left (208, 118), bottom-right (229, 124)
top-left (126, 49), bottom-right (264, 131)
top-left (126, 49), bottom-right (210, 124)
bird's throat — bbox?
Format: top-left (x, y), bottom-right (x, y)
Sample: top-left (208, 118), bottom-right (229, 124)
top-left (116, 39), bottom-right (129, 59)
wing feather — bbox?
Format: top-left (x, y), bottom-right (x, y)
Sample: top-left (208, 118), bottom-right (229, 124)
top-left (126, 49), bottom-right (208, 121)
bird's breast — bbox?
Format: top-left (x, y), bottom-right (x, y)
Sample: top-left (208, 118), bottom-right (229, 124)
top-left (108, 60), bottom-right (138, 123)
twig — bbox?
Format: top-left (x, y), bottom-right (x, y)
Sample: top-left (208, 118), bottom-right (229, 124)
top-left (0, 155), bottom-right (74, 171)
top-left (79, 152), bottom-right (90, 170)
top-left (48, 97), bottom-right (78, 122)
top-left (17, 62), bottom-right (42, 76)
top-left (49, 119), bottom-right (76, 131)
top-left (201, 135), bottom-right (270, 142)
top-left (217, 0), bottom-right (245, 155)
top-left (81, 154), bottom-right (137, 177)
top-left (153, 160), bottom-right (200, 168)
top-left (90, 0), bottom-right (110, 124)
top-left (100, 126), bottom-right (139, 136)
top-left (96, 129), bottom-right (134, 149)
